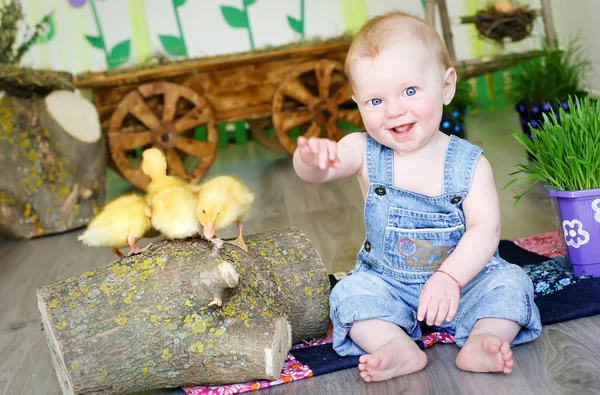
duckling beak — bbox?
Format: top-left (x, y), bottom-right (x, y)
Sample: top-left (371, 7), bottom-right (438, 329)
top-left (203, 222), bottom-right (214, 239)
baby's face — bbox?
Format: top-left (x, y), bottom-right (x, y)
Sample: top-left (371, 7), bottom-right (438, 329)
top-left (350, 42), bottom-right (455, 154)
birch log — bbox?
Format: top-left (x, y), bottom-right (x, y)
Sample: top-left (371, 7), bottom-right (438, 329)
top-left (36, 227), bottom-right (331, 394)
top-left (0, 89), bottom-right (105, 239)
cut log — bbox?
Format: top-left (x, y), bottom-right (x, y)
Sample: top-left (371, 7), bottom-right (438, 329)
top-left (36, 227), bottom-right (331, 394)
top-left (0, 89), bottom-right (105, 239)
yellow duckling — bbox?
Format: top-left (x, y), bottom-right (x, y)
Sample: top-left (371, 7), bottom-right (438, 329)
top-left (77, 193), bottom-right (154, 258)
top-left (195, 175), bottom-right (255, 252)
top-left (141, 148), bottom-right (200, 239)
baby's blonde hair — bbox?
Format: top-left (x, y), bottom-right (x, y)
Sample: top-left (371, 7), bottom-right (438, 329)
top-left (345, 11), bottom-right (453, 85)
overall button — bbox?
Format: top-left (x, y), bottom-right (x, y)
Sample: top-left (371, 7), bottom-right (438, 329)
top-left (451, 195), bottom-right (462, 204)
top-left (375, 186), bottom-right (386, 196)
top-left (364, 240), bottom-right (371, 252)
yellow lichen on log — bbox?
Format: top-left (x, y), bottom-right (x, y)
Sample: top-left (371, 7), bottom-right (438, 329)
top-left (0, 91), bottom-right (106, 239)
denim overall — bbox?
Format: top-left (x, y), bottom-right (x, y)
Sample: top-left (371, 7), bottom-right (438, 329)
top-left (330, 134), bottom-right (542, 356)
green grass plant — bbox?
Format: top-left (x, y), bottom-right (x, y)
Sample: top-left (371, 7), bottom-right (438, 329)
top-left (509, 35), bottom-right (590, 104)
top-left (506, 95), bottom-right (600, 204)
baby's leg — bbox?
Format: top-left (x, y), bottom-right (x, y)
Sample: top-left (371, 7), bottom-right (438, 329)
top-left (350, 319), bottom-right (427, 382)
top-left (456, 317), bottom-right (520, 374)
top-left (453, 263), bottom-right (542, 374)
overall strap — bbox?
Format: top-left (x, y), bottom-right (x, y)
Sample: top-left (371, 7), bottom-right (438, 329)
top-left (443, 135), bottom-right (483, 195)
top-left (365, 133), bottom-right (394, 185)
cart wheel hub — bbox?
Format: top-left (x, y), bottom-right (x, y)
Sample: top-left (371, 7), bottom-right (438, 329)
top-left (151, 121), bottom-right (177, 150)
top-left (313, 100), bottom-right (337, 125)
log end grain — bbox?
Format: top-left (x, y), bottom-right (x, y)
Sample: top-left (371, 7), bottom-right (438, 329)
top-left (265, 318), bottom-right (292, 379)
top-left (36, 289), bottom-right (75, 395)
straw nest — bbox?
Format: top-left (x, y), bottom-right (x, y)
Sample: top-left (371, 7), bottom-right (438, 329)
top-left (475, 7), bottom-right (535, 43)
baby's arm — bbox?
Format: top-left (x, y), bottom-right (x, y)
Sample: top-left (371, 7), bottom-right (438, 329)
top-left (293, 133), bottom-right (365, 183)
top-left (418, 155), bottom-right (501, 325)
top-left (438, 154), bottom-right (502, 285)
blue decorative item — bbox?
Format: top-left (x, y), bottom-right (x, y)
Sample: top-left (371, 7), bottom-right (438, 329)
top-left (515, 96), bottom-right (584, 140)
top-left (514, 95), bottom-right (586, 161)
top-left (440, 105), bottom-right (466, 139)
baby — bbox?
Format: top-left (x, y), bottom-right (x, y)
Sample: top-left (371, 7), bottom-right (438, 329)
top-left (293, 11), bottom-right (542, 382)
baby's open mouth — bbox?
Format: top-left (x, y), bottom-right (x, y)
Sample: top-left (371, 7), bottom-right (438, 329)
top-left (391, 123), bottom-right (414, 133)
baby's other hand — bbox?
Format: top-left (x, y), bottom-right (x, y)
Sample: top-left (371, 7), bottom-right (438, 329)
top-left (417, 271), bottom-right (461, 326)
top-left (296, 136), bottom-right (341, 170)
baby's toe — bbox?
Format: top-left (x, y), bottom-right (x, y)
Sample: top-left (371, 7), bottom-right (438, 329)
top-left (366, 354), bottom-right (382, 369)
top-left (360, 371), bottom-right (372, 381)
top-left (484, 337), bottom-right (502, 354)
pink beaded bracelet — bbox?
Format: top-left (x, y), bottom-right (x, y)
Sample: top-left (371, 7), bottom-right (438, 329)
top-left (435, 269), bottom-right (462, 293)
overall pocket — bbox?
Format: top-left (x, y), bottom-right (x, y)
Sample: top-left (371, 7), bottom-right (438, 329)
top-left (384, 207), bottom-right (464, 271)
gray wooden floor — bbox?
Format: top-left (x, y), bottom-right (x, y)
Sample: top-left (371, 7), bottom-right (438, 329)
top-left (1, 109), bottom-right (599, 395)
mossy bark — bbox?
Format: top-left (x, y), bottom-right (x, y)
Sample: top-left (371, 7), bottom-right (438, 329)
top-left (36, 227), bottom-right (331, 394)
top-left (0, 92), bottom-right (105, 239)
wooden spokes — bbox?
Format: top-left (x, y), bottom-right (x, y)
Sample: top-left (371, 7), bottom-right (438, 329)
top-left (271, 59), bottom-right (364, 155)
top-left (108, 81), bottom-right (218, 190)
top-left (247, 118), bottom-right (289, 155)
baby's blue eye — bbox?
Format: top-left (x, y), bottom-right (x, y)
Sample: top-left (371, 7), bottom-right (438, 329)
top-left (404, 87), bottom-right (417, 96)
top-left (369, 98), bottom-right (382, 106)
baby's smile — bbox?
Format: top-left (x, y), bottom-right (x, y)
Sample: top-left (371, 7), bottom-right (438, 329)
top-left (390, 122), bottom-right (415, 137)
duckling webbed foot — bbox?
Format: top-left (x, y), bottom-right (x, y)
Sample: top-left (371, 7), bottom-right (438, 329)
top-left (226, 238), bottom-right (248, 252)
top-left (127, 234), bottom-right (153, 256)
top-left (226, 221), bottom-right (248, 252)
top-left (111, 248), bottom-right (125, 259)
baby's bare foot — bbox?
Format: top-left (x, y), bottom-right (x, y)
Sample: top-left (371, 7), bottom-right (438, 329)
top-left (456, 333), bottom-right (513, 374)
top-left (357, 337), bottom-right (427, 382)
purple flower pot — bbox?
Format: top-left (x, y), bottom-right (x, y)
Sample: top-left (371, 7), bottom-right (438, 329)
top-left (547, 187), bottom-right (600, 276)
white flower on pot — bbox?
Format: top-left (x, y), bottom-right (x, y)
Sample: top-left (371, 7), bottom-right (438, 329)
top-left (562, 219), bottom-right (589, 248)
top-left (592, 199), bottom-right (600, 223)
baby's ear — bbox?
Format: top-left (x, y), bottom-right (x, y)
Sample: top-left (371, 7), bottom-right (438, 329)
top-left (442, 67), bottom-right (457, 106)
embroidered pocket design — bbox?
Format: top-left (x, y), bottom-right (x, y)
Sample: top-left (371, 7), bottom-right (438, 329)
top-left (385, 207), bottom-right (464, 271)
top-left (445, 244), bottom-right (457, 258)
top-left (398, 238), bottom-right (418, 257)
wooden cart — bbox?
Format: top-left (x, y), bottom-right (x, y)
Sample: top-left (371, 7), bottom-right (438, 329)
top-left (73, 39), bottom-right (363, 190)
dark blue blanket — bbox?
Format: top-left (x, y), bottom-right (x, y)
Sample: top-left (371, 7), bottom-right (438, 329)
top-left (292, 240), bottom-right (600, 376)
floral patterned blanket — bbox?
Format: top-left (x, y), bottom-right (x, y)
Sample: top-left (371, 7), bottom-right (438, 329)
top-left (184, 231), bottom-right (600, 395)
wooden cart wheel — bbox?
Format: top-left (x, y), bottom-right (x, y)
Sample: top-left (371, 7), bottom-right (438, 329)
top-left (247, 118), bottom-right (289, 155)
top-left (272, 59), bottom-right (364, 155)
top-left (108, 81), bottom-right (218, 190)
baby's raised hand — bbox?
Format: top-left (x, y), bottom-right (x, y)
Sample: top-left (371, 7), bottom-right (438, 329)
top-left (296, 136), bottom-right (341, 170)
top-left (417, 271), bottom-right (461, 326)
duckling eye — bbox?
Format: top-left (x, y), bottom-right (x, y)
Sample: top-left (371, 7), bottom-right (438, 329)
top-left (202, 209), bottom-right (205, 214)
top-left (217, 211), bottom-right (221, 216)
